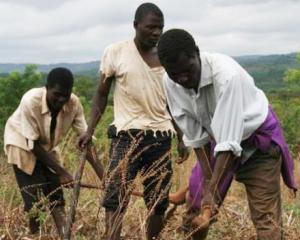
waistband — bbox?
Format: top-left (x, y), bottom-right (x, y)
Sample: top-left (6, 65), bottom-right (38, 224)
top-left (107, 125), bottom-right (173, 139)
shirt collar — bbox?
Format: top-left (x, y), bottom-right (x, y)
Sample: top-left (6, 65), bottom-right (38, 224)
top-left (41, 87), bottom-right (69, 115)
top-left (199, 52), bottom-right (213, 89)
top-left (41, 87), bottom-right (49, 114)
top-left (62, 101), bottom-right (69, 113)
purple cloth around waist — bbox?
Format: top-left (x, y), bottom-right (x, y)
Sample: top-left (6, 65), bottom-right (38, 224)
top-left (188, 106), bottom-right (297, 209)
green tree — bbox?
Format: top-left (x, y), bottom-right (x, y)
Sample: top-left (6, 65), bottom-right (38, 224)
top-left (0, 65), bottom-right (42, 148)
top-left (283, 53), bottom-right (300, 89)
top-left (73, 75), bottom-right (96, 114)
top-left (73, 75), bottom-right (95, 101)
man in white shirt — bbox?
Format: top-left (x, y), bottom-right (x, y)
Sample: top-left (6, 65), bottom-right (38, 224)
top-left (157, 29), bottom-right (296, 240)
top-left (78, 3), bottom-right (188, 240)
top-left (4, 68), bottom-right (103, 238)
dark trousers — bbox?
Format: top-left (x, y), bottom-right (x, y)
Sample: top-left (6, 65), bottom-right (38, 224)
top-left (102, 127), bottom-right (172, 215)
top-left (13, 160), bottom-right (64, 212)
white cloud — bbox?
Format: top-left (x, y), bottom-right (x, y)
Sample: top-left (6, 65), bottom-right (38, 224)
top-left (0, 0), bottom-right (299, 63)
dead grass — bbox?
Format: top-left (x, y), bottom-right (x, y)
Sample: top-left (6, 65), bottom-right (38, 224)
top-left (0, 148), bottom-right (299, 240)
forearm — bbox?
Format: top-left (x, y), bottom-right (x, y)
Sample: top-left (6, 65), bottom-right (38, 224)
top-left (209, 151), bottom-right (235, 192)
top-left (86, 144), bottom-right (104, 180)
top-left (195, 149), bottom-right (235, 206)
top-left (32, 142), bottom-right (66, 175)
top-left (87, 93), bottom-right (107, 135)
top-left (167, 106), bottom-right (183, 141)
top-left (86, 74), bottom-right (112, 135)
top-left (173, 120), bottom-right (183, 142)
top-left (194, 144), bottom-right (212, 181)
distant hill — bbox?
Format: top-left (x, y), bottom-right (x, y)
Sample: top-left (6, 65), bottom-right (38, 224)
top-left (0, 53), bottom-right (298, 91)
top-left (235, 53), bottom-right (298, 90)
top-left (0, 61), bottom-right (99, 76)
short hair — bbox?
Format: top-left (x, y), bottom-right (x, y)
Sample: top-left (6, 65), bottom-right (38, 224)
top-left (158, 29), bottom-right (199, 67)
top-left (46, 67), bottom-right (74, 89)
top-left (134, 2), bottom-right (163, 22)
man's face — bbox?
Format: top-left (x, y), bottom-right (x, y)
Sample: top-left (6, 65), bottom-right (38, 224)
top-left (46, 84), bottom-right (72, 113)
top-left (134, 12), bottom-right (164, 48)
top-left (164, 52), bottom-right (201, 90)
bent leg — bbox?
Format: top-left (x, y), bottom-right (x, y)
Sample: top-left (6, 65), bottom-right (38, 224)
top-left (13, 163), bottom-right (47, 234)
top-left (42, 164), bottom-right (66, 239)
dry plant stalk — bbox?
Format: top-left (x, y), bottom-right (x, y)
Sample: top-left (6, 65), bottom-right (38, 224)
top-left (64, 148), bottom-right (87, 240)
top-left (1, 141), bottom-right (300, 239)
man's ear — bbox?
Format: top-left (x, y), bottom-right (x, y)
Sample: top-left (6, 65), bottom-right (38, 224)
top-left (133, 20), bottom-right (138, 29)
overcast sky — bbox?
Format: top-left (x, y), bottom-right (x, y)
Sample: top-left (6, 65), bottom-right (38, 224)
top-left (0, 0), bottom-right (299, 63)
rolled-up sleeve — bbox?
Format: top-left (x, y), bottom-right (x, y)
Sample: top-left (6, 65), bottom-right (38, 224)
top-left (212, 75), bottom-right (244, 156)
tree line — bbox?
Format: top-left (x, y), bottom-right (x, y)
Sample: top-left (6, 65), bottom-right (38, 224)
top-left (0, 58), bottom-right (299, 154)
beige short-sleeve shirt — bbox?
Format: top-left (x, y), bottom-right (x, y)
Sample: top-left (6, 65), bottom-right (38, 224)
top-left (4, 87), bottom-right (87, 174)
top-left (100, 40), bottom-right (174, 134)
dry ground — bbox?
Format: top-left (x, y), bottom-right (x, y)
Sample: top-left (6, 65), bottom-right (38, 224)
top-left (0, 151), bottom-right (299, 240)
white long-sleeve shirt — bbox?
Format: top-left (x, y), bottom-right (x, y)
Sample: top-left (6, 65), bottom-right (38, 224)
top-left (164, 52), bottom-right (269, 157)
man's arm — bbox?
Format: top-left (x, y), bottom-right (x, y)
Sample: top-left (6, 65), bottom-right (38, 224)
top-left (78, 73), bottom-right (114, 149)
top-left (194, 143), bottom-right (212, 181)
top-left (32, 141), bottom-right (73, 184)
top-left (208, 151), bottom-right (235, 199)
top-left (85, 144), bottom-right (104, 180)
top-left (194, 146), bottom-right (235, 206)
top-left (174, 121), bottom-right (190, 163)
top-left (191, 148), bottom-right (235, 228)
top-left (167, 106), bottom-right (189, 163)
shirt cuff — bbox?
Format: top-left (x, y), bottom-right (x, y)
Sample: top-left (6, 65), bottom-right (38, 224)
top-left (26, 139), bottom-right (34, 150)
top-left (183, 135), bottom-right (210, 148)
top-left (214, 141), bottom-right (242, 157)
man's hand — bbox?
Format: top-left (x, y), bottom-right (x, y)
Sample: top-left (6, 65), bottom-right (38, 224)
top-left (77, 131), bottom-right (93, 150)
top-left (176, 140), bottom-right (189, 164)
top-left (191, 180), bottom-right (218, 230)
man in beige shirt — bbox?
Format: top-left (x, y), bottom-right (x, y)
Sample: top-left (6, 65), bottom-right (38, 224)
top-left (78, 3), bottom-right (188, 240)
top-left (4, 67), bottom-right (102, 238)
